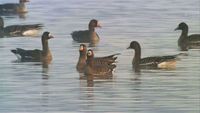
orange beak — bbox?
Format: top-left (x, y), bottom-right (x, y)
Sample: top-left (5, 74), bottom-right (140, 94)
top-left (79, 46), bottom-right (84, 51)
top-left (97, 22), bottom-right (102, 28)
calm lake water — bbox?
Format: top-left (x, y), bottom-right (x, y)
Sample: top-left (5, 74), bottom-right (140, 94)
top-left (0, 0), bottom-right (200, 113)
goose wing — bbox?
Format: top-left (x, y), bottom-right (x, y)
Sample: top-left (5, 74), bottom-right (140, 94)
top-left (86, 64), bottom-right (116, 77)
top-left (11, 48), bottom-right (42, 61)
top-left (140, 55), bottom-right (177, 67)
top-left (71, 30), bottom-right (90, 42)
top-left (94, 53), bottom-right (120, 65)
top-left (0, 3), bottom-right (19, 13)
top-left (4, 24), bottom-right (43, 36)
top-left (188, 34), bottom-right (200, 45)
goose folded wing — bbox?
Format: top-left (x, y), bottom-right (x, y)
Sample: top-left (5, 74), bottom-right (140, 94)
top-left (4, 24), bottom-right (42, 36)
top-left (94, 53), bottom-right (120, 64)
top-left (71, 30), bottom-right (89, 40)
top-left (21, 24), bottom-right (43, 30)
top-left (14, 48), bottom-right (42, 60)
top-left (188, 34), bottom-right (200, 43)
top-left (98, 53), bottom-right (120, 59)
top-left (94, 58), bottom-right (116, 65)
top-left (140, 55), bottom-right (177, 66)
top-left (4, 25), bottom-right (23, 36)
top-left (0, 4), bottom-right (19, 12)
top-left (91, 64), bottom-right (116, 76)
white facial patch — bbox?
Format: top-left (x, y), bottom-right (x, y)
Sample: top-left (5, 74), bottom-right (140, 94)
top-left (79, 45), bottom-right (84, 51)
top-left (48, 33), bottom-right (52, 38)
top-left (87, 50), bottom-right (92, 56)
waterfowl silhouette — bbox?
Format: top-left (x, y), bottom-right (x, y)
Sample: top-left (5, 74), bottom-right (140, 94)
top-left (84, 49), bottom-right (116, 78)
top-left (11, 32), bottom-right (54, 63)
top-left (76, 44), bottom-right (119, 73)
top-left (0, 16), bottom-right (43, 37)
top-left (127, 41), bottom-right (179, 72)
top-left (71, 19), bottom-right (101, 43)
top-left (175, 22), bottom-right (200, 51)
top-left (0, 0), bottom-right (29, 14)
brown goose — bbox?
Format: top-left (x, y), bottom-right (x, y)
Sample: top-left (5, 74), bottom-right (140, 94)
top-left (84, 49), bottom-right (116, 77)
top-left (0, 0), bottom-right (29, 14)
top-left (71, 19), bottom-right (101, 43)
top-left (175, 22), bottom-right (200, 51)
top-left (76, 44), bottom-right (119, 73)
top-left (76, 44), bottom-right (87, 72)
top-left (127, 41), bottom-right (179, 72)
top-left (11, 32), bottom-right (54, 63)
top-left (0, 16), bottom-right (43, 37)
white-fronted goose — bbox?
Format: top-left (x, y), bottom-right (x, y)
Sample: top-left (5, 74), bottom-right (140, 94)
top-left (11, 32), bottom-right (54, 63)
top-left (76, 44), bottom-right (119, 73)
top-left (71, 19), bottom-right (101, 43)
top-left (175, 22), bottom-right (200, 51)
top-left (127, 41), bottom-right (179, 72)
top-left (84, 49), bottom-right (116, 77)
top-left (0, 16), bottom-right (43, 37)
top-left (0, 0), bottom-right (29, 14)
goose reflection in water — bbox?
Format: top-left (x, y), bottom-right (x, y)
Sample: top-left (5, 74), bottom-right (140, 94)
top-left (42, 61), bottom-right (50, 79)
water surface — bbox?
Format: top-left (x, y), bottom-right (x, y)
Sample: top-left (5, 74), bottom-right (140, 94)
top-left (0, 0), bottom-right (200, 113)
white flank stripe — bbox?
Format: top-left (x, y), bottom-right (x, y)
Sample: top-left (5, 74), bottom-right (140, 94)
top-left (22, 30), bottom-right (39, 36)
top-left (158, 61), bottom-right (176, 69)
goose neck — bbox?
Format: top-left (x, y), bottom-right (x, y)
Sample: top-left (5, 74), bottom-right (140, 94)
top-left (42, 39), bottom-right (50, 55)
top-left (133, 45), bottom-right (141, 72)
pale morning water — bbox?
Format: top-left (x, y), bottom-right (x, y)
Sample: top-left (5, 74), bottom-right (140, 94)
top-left (0, 0), bottom-right (200, 113)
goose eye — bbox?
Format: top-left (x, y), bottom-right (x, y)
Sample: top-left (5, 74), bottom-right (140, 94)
top-left (87, 50), bottom-right (92, 56)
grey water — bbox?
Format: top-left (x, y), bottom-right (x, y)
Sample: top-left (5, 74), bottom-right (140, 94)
top-left (0, 0), bottom-right (200, 113)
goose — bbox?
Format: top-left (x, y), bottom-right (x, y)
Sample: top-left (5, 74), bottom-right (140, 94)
top-left (11, 31), bottom-right (54, 63)
top-left (127, 41), bottom-right (179, 72)
top-left (0, 0), bottom-right (29, 14)
top-left (76, 44), bottom-right (119, 73)
top-left (84, 49), bottom-right (116, 78)
top-left (71, 19), bottom-right (101, 43)
top-left (0, 16), bottom-right (42, 37)
top-left (175, 22), bottom-right (200, 51)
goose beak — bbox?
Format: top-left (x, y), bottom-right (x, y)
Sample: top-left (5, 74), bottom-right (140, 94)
top-left (50, 35), bottom-right (54, 39)
top-left (97, 22), bottom-right (102, 28)
top-left (127, 46), bottom-right (131, 49)
top-left (79, 46), bottom-right (84, 51)
top-left (174, 27), bottom-right (179, 31)
top-left (48, 34), bottom-right (54, 39)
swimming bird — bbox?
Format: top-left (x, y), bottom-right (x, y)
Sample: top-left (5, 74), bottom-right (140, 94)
top-left (175, 22), bottom-right (200, 51)
top-left (76, 44), bottom-right (119, 73)
top-left (127, 41), bottom-right (179, 72)
top-left (71, 19), bottom-right (101, 43)
top-left (84, 49), bottom-right (116, 78)
top-left (11, 31), bottom-right (54, 63)
top-left (0, 16), bottom-right (43, 37)
top-left (0, 0), bottom-right (29, 14)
